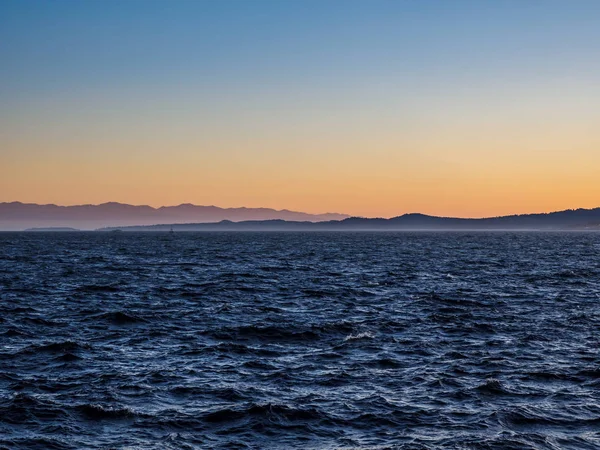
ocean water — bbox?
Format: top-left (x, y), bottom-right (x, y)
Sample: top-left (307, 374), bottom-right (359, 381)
top-left (1, 231), bottom-right (600, 450)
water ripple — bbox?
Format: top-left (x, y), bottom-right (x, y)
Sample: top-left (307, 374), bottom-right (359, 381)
top-left (1, 231), bottom-right (599, 449)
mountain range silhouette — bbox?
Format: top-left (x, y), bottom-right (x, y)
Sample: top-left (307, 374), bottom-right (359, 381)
top-left (2, 202), bottom-right (600, 231)
top-left (98, 208), bottom-right (600, 231)
top-left (0, 202), bottom-right (349, 231)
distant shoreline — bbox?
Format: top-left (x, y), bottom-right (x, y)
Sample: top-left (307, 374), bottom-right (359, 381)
top-left (4, 229), bottom-right (600, 233)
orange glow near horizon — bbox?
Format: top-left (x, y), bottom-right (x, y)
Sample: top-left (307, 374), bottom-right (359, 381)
top-left (3, 84), bottom-right (599, 219)
top-left (3, 126), bottom-right (600, 219)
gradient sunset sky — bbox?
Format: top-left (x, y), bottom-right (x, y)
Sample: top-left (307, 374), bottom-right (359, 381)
top-left (1, 0), bottom-right (599, 218)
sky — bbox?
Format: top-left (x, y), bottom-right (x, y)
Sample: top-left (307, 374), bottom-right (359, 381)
top-left (1, 0), bottom-right (599, 218)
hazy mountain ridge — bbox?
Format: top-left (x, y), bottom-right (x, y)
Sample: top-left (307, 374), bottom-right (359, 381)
top-left (0, 202), bottom-right (349, 231)
top-left (3, 202), bottom-right (600, 231)
top-left (98, 207), bottom-right (600, 231)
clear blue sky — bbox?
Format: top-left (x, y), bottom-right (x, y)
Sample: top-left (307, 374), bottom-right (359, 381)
top-left (2, 0), bottom-right (599, 217)
top-left (3, 1), bottom-right (599, 93)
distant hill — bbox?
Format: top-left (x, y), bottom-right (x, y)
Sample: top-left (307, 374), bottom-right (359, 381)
top-left (98, 207), bottom-right (600, 231)
top-left (0, 202), bottom-right (349, 231)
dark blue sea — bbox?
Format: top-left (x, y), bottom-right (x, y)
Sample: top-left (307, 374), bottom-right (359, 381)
top-left (1, 232), bottom-right (600, 449)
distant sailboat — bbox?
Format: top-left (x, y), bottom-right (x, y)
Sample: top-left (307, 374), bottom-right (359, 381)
top-left (169, 226), bottom-right (174, 234)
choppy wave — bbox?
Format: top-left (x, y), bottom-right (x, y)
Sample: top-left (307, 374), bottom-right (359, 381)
top-left (1, 231), bottom-right (600, 448)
